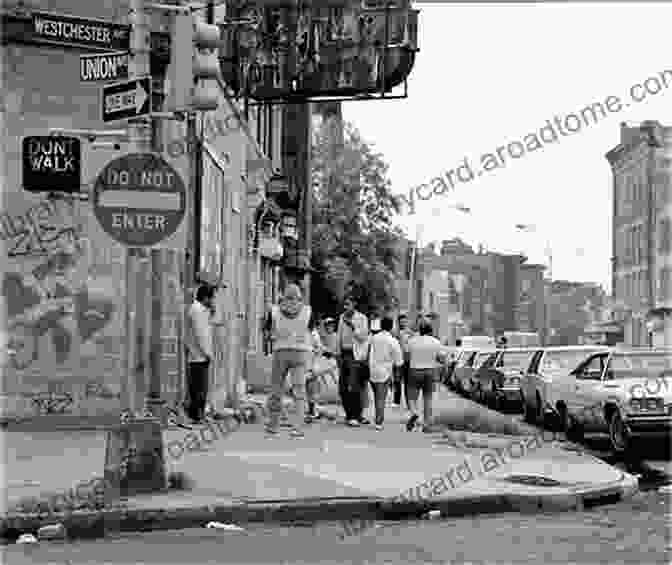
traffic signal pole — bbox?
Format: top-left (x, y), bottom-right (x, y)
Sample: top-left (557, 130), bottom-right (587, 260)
top-left (103, 0), bottom-right (166, 514)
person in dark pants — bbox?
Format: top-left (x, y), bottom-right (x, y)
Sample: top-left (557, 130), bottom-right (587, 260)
top-left (336, 296), bottom-right (370, 426)
top-left (394, 313), bottom-right (415, 408)
top-left (184, 284), bottom-right (215, 423)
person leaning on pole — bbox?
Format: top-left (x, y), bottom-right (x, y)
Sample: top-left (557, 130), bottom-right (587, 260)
top-left (184, 284), bottom-right (215, 424)
top-left (335, 295), bottom-right (370, 426)
top-left (263, 284), bottom-right (316, 438)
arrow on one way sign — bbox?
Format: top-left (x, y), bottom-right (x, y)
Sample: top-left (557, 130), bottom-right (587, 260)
top-left (102, 77), bottom-right (151, 123)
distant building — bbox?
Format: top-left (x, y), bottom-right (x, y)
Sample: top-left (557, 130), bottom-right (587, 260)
top-left (403, 238), bottom-right (546, 343)
top-left (546, 280), bottom-right (609, 345)
top-left (606, 120), bottom-right (672, 346)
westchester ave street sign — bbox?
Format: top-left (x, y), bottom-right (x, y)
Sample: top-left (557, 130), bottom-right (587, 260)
top-left (31, 11), bottom-right (130, 51)
top-left (102, 77), bottom-right (150, 122)
top-left (93, 153), bottom-right (185, 247)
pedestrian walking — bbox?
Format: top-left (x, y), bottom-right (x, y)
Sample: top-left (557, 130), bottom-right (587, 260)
top-left (394, 313), bottom-right (415, 408)
top-left (406, 320), bottom-right (445, 432)
top-left (184, 284), bottom-right (215, 424)
top-left (368, 317), bottom-right (403, 430)
top-left (336, 296), bottom-right (370, 426)
top-left (264, 284), bottom-right (316, 438)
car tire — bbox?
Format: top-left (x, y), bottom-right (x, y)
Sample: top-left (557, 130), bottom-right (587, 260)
top-left (608, 410), bottom-right (630, 453)
top-left (523, 394), bottom-right (535, 423)
top-left (560, 404), bottom-right (583, 442)
top-left (491, 382), bottom-right (501, 412)
top-left (535, 392), bottom-right (545, 427)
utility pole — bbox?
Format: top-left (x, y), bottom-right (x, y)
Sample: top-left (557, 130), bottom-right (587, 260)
top-left (104, 0), bottom-right (166, 510)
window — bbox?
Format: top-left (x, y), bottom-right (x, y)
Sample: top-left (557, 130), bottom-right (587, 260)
top-left (576, 354), bottom-right (606, 380)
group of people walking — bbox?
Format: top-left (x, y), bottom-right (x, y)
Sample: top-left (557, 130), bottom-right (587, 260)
top-left (263, 284), bottom-right (446, 438)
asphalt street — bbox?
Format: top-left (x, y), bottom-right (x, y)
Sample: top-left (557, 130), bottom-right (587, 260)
top-left (3, 489), bottom-right (669, 564)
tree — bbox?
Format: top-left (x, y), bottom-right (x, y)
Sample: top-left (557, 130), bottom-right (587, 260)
top-left (311, 117), bottom-right (403, 317)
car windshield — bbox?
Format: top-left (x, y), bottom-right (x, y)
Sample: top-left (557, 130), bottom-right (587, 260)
top-left (541, 350), bottom-right (602, 371)
top-left (609, 353), bottom-right (672, 375)
top-left (500, 351), bottom-right (535, 370)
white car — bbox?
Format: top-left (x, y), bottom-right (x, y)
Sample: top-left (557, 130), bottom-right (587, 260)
top-left (557, 348), bottom-right (672, 452)
top-left (522, 345), bottom-right (610, 425)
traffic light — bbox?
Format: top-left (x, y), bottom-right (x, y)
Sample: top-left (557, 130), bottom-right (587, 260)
top-left (167, 10), bottom-right (223, 112)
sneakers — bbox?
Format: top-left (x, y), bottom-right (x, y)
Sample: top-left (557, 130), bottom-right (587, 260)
top-left (347, 419), bottom-right (360, 427)
top-left (264, 424), bottom-right (279, 435)
top-left (375, 424), bottom-right (383, 431)
top-left (358, 417), bottom-right (371, 425)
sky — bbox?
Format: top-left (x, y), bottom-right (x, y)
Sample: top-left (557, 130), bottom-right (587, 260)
top-left (342, 2), bottom-right (672, 293)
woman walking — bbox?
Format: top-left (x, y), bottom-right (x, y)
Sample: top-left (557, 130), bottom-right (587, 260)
top-left (406, 320), bottom-right (445, 432)
top-left (264, 284), bottom-right (315, 438)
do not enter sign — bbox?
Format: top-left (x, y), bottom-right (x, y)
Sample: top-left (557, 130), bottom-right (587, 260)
top-left (93, 153), bottom-right (185, 246)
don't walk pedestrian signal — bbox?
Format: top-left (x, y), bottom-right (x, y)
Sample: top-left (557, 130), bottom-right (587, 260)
top-left (166, 11), bottom-right (225, 112)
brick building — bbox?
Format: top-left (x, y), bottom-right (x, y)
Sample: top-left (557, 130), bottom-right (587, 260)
top-left (405, 238), bottom-right (546, 344)
top-left (606, 120), bottom-right (672, 347)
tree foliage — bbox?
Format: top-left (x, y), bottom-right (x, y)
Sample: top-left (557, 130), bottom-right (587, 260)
top-left (310, 118), bottom-right (403, 317)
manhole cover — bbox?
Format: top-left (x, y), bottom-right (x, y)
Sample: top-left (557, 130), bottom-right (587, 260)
top-left (500, 474), bottom-right (563, 487)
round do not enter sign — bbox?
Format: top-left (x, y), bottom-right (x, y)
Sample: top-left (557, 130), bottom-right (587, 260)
top-left (93, 153), bottom-right (186, 246)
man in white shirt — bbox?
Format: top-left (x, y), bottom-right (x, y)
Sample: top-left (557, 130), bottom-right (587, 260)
top-left (368, 317), bottom-right (403, 430)
top-left (184, 284), bottom-right (215, 423)
top-left (406, 320), bottom-right (445, 432)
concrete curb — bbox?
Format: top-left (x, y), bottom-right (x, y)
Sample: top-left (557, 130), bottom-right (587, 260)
top-left (0, 470), bottom-right (638, 544)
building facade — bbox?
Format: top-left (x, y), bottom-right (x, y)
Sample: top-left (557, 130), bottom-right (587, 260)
top-left (606, 120), bottom-right (672, 347)
top-left (0, 0), bottom-right (273, 419)
top-left (413, 239), bottom-right (546, 344)
top-left (546, 280), bottom-right (608, 346)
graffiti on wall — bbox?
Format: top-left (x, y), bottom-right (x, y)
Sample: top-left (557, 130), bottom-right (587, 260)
top-left (0, 199), bottom-right (79, 258)
top-left (2, 200), bottom-right (116, 372)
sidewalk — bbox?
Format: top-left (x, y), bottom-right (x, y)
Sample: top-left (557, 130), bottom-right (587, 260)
top-left (1, 388), bottom-right (638, 542)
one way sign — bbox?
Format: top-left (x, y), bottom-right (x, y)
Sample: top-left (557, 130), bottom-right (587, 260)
top-left (102, 77), bottom-right (151, 123)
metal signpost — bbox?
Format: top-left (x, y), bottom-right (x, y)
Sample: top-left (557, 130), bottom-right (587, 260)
top-left (92, 153), bottom-right (185, 247)
top-left (22, 135), bottom-right (81, 192)
top-left (102, 77), bottom-right (151, 123)
top-left (80, 51), bottom-right (129, 82)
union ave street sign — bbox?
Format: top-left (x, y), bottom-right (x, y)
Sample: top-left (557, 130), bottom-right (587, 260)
top-left (102, 77), bottom-right (150, 122)
top-left (81, 51), bottom-right (129, 82)
top-left (93, 153), bottom-right (185, 246)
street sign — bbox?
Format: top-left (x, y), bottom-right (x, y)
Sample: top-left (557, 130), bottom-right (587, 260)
top-left (93, 153), bottom-right (185, 247)
top-left (102, 77), bottom-right (151, 123)
top-left (31, 12), bottom-right (130, 51)
top-left (80, 51), bottom-right (129, 82)
top-left (22, 136), bottom-right (81, 192)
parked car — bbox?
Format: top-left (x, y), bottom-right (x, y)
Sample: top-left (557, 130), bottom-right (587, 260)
top-left (521, 345), bottom-right (610, 425)
top-left (471, 347), bottom-right (541, 410)
top-left (458, 349), bottom-right (497, 396)
top-left (451, 349), bottom-right (479, 394)
top-left (439, 346), bottom-right (460, 386)
top-left (554, 347), bottom-right (672, 452)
